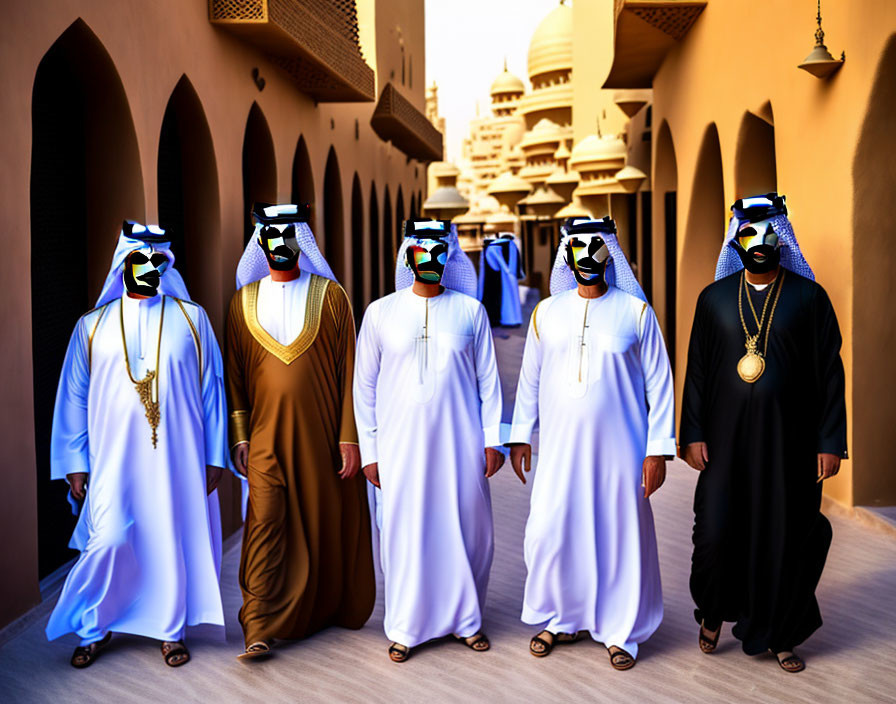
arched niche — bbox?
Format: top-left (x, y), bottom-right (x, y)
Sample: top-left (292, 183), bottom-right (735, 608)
top-left (369, 183), bottom-right (381, 299)
top-left (291, 135), bottom-right (315, 213)
top-left (852, 34), bottom-right (896, 505)
top-left (157, 75), bottom-right (221, 313)
top-left (350, 173), bottom-right (365, 314)
top-left (410, 192), bottom-right (418, 219)
top-left (30, 18), bottom-right (144, 577)
top-left (395, 186), bottom-right (406, 255)
top-left (324, 147), bottom-right (345, 283)
top-left (383, 186), bottom-right (394, 293)
top-left (242, 102), bottom-right (276, 244)
top-left (734, 108), bottom-right (777, 199)
top-left (653, 120), bottom-right (678, 349)
top-left (680, 124), bottom-right (725, 378)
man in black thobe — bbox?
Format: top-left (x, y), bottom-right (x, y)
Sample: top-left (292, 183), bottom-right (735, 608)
top-left (680, 193), bottom-right (847, 673)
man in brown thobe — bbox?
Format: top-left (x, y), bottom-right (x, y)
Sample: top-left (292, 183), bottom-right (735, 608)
top-left (226, 203), bottom-right (374, 659)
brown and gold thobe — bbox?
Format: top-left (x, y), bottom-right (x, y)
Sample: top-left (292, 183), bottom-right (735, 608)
top-left (226, 274), bottom-right (375, 646)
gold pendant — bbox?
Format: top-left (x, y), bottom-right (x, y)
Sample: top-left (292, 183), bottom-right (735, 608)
top-left (737, 352), bottom-right (766, 383)
top-left (737, 335), bottom-right (765, 383)
top-left (133, 369), bottom-right (160, 448)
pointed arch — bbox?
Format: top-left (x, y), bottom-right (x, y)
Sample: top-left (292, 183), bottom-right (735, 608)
top-left (30, 18), bottom-right (144, 577)
top-left (395, 186), bottom-right (406, 255)
top-left (734, 108), bottom-right (777, 199)
top-left (653, 120), bottom-right (678, 347)
top-left (369, 182), bottom-right (381, 298)
top-left (324, 147), bottom-right (345, 282)
top-left (291, 135), bottom-right (315, 210)
top-left (681, 123), bottom-right (725, 377)
top-left (853, 34), bottom-right (896, 505)
top-left (158, 75), bottom-right (221, 311)
top-left (383, 186), bottom-right (394, 293)
top-left (351, 173), bottom-right (365, 314)
top-left (242, 102), bottom-right (276, 244)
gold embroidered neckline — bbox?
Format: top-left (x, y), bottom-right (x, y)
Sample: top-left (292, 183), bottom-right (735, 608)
top-left (242, 275), bottom-right (329, 365)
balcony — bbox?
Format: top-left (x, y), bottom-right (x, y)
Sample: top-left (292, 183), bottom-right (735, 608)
top-left (602, 0), bottom-right (707, 89)
top-left (209, 0), bottom-right (375, 102)
top-left (370, 83), bottom-right (444, 162)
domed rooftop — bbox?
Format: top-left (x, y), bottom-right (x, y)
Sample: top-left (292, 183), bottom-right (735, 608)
top-left (490, 68), bottom-right (525, 96)
top-left (527, 2), bottom-right (573, 80)
top-left (569, 134), bottom-right (627, 167)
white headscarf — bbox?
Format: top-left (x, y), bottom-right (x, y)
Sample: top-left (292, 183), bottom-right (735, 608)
top-left (549, 219), bottom-right (647, 301)
top-left (395, 224), bottom-right (478, 298)
top-left (96, 223), bottom-right (191, 307)
top-left (715, 209), bottom-right (814, 281)
top-left (235, 207), bottom-right (337, 289)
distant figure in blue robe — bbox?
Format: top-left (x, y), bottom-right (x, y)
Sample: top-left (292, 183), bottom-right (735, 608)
top-left (478, 233), bottom-right (524, 326)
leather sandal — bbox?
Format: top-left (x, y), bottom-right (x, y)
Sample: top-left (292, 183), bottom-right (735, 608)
top-left (608, 645), bottom-right (636, 671)
top-left (70, 633), bottom-right (112, 668)
top-left (454, 632), bottom-right (490, 651)
top-left (388, 642), bottom-right (410, 662)
top-left (773, 650), bottom-right (805, 673)
top-left (161, 640), bottom-right (190, 667)
top-left (237, 640), bottom-right (273, 661)
top-left (699, 619), bottom-right (722, 654)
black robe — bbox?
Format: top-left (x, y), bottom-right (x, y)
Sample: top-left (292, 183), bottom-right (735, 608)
top-left (680, 270), bottom-right (847, 654)
top-left (481, 239), bottom-right (523, 326)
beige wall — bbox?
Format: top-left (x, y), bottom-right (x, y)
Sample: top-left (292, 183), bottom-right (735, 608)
top-left (572, 0), bottom-right (627, 144)
top-left (0, 0), bottom-right (428, 628)
top-left (643, 0), bottom-right (896, 508)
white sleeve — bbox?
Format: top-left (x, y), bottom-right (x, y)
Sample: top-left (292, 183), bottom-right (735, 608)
top-left (508, 302), bottom-right (542, 444)
top-left (353, 302), bottom-right (382, 466)
top-left (50, 317), bottom-right (91, 480)
top-left (472, 302), bottom-right (503, 447)
top-left (639, 304), bottom-right (677, 456)
top-left (197, 307), bottom-right (229, 470)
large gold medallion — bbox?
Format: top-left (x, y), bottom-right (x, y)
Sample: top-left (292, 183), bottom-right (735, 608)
top-left (737, 351), bottom-right (765, 383)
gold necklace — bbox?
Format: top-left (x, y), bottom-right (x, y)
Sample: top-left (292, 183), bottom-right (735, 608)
top-left (736, 270), bottom-right (785, 383)
top-left (120, 295), bottom-right (165, 448)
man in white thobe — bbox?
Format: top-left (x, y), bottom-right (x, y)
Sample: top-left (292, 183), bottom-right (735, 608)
top-left (354, 219), bottom-right (504, 662)
top-left (509, 217), bottom-right (675, 670)
top-left (46, 222), bottom-right (227, 668)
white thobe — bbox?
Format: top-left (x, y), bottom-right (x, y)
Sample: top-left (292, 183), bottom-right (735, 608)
top-left (509, 286), bottom-right (676, 657)
top-left (354, 287), bottom-right (503, 647)
top-left (46, 293), bottom-right (227, 644)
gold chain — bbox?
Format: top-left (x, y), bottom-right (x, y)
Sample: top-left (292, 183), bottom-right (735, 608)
top-left (738, 270), bottom-right (785, 356)
top-left (120, 295), bottom-right (165, 448)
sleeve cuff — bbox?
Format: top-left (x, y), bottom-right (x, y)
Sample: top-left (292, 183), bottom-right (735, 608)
top-left (647, 438), bottom-right (677, 457)
top-left (507, 424), bottom-right (534, 445)
top-left (229, 410), bottom-right (249, 447)
top-left (358, 434), bottom-right (377, 467)
top-left (483, 424), bottom-right (503, 448)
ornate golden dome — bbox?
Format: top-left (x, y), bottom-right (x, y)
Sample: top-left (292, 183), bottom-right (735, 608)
top-left (490, 69), bottom-right (525, 96)
top-left (527, 2), bottom-right (574, 80)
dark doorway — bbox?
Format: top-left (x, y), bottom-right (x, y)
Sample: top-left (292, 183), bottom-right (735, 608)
top-left (395, 187), bottom-right (406, 255)
top-left (291, 135), bottom-right (314, 212)
top-left (242, 102), bottom-right (276, 245)
top-left (30, 19), bottom-right (144, 578)
top-left (383, 187), bottom-right (393, 293)
top-left (664, 192), bottom-right (677, 367)
top-left (157, 75), bottom-right (220, 310)
top-left (323, 147), bottom-right (345, 282)
top-left (369, 183), bottom-right (381, 299)
top-left (640, 191), bottom-right (653, 300)
top-left (351, 173), bottom-right (364, 315)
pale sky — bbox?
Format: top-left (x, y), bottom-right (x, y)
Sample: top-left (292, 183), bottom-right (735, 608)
top-left (425, 0), bottom-right (561, 163)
